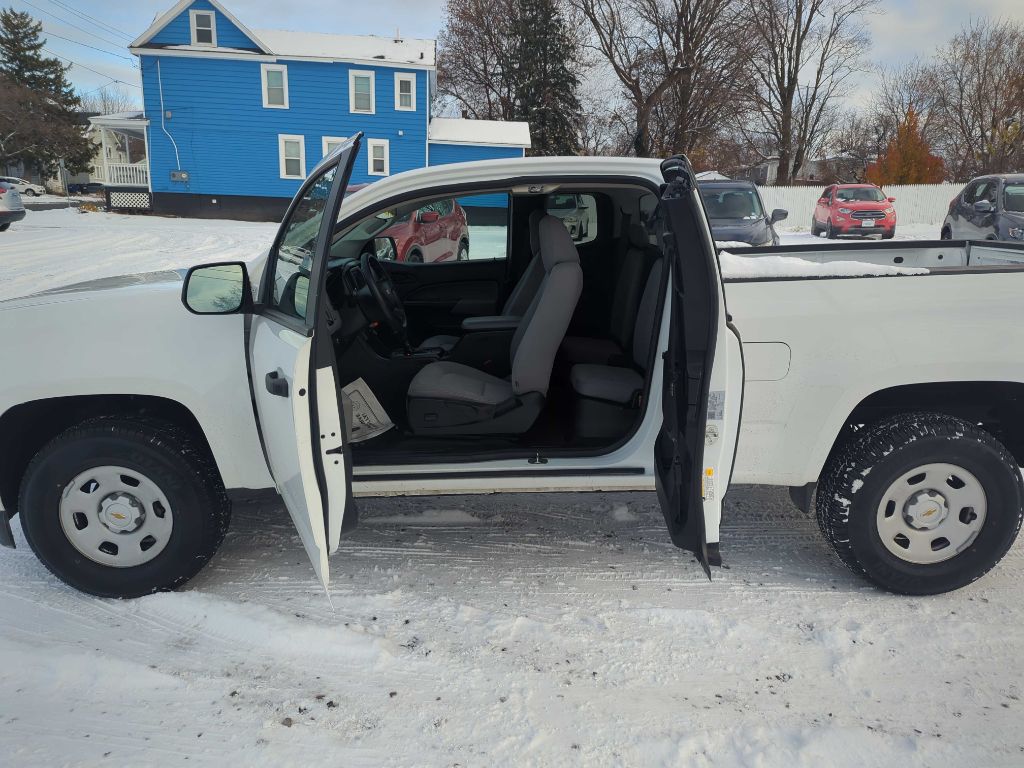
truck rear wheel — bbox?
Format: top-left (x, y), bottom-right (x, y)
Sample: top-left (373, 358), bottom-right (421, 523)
top-left (19, 418), bottom-right (230, 598)
top-left (816, 412), bottom-right (1023, 595)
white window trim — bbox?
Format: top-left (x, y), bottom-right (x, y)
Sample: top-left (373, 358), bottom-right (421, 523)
top-left (367, 138), bottom-right (390, 176)
top-left (278, 134), bottom-right (306, 180)
top-left (394, 72), bottom-right (416, 111)
top-left (260, 63), bottom-right (289, 109)
top-left (322, 136), bottom-right (348, 157)
top-left (189, 9), bottom-right (217, 47)
top-left (349, 70), bottom-right (375, 114)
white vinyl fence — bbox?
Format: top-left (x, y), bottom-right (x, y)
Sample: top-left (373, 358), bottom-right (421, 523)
top-left (759, 183), bottom-right (960, 227)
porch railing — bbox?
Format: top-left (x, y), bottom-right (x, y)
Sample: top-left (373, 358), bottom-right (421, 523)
top-left (105, 162), bottom-right (149, 187)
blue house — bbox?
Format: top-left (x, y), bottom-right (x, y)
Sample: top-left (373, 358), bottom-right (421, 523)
top-left (121, 0), bottom-right (531, 220)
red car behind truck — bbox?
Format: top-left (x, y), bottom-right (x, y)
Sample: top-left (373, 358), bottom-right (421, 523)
top-left (382, 198), bottom-right (470, 263)
top-left (811, 183), bottom-right (897, 239)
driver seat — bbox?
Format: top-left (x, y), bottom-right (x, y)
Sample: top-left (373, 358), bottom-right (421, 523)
top-left (406, 215), bottom-right (583, 435)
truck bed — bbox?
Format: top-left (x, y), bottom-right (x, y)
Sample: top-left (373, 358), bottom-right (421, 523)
top-left (721, 239), bottom-right (1024, 488)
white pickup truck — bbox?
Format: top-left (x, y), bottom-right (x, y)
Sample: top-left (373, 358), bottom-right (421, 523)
top-left (1, 136), bottom-right (1021, 599)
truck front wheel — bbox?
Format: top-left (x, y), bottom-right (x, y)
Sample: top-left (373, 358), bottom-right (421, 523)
top-left (816, 412), bottom-right (1023, 595)
top-left (19, 418), bottom-right (230, 598)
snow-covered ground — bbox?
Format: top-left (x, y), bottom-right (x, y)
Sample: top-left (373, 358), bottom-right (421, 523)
top-left (1, 209), bottom-right (1021, 766)
top-left (2, 489), bottom-right (1021, 767)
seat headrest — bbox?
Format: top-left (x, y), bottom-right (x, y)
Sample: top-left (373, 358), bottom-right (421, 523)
top-left (538, 215), bottom-right (580, 270)
top-left (628, 223), bottom-right (649, 249)
top-left (528, 209), bottom-right (544, 255)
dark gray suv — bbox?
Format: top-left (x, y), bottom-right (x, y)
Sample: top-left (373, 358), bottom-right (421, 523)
top-left (941, 174), bottom-right (1024, 242)
top-left (699, 180), bottom-right (788, 247)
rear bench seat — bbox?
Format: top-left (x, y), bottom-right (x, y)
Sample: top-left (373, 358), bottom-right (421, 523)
top-left (570, 259), bottom-right (664, 439)
top-left (561, 223), bottom-right (655, 366)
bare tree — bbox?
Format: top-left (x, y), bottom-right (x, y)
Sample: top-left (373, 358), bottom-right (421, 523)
top-left (929, 19), bottom-right (1024, 179)
top-left (872, 61), bottom-right (938, 147)
top-left (573, 0), bottom-right (748, 158)
top-left (436, 0), bottom-right (520, 120)
top-left (741, 0), bottom-right (879, 185)
top-left (78, 84), bottom-right (139, 116)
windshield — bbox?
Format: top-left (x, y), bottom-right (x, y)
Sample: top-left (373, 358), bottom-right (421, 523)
top-left (835, 187), bottom-right (886, 202)
top-left (1004, 183), bottom-right (1024, 213)
top-left (700, 187), bottom-right (764, 220)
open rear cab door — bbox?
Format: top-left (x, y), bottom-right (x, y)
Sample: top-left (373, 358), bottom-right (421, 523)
top-left (655, 157), bottom-right (744, 574)
top-left (246, 135), bottom-right (362, 590)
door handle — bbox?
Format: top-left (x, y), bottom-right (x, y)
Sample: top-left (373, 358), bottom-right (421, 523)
top-left (265, 369), bottom-right (289, 398)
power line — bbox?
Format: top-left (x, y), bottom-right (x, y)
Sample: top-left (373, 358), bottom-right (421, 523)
top-left (40, 26), bottom-right (134, 62)
top-left (42, 47), bottom-right (141, 89)
top-left (44, 0), bottom-right (134, 42)
top-left (17, 0), bottom-right (132, 50)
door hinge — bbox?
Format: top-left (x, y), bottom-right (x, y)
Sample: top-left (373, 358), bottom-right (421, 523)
top-left (528, 452), bottom-right (548, 465)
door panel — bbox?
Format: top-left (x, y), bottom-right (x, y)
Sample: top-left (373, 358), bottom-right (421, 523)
top-left (384, 259), bottom-right (506, 340)
top-left (249, 319), bottom-right (331, 584)
top-left (655, 157), bottom-right (744, 573)
top-left (247, 134), bottom-right (361, 589)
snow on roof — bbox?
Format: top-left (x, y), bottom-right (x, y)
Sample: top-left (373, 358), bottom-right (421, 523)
top-left (696, 171), bottom-right (730, 180)
top-left (428, 117), bottom-right (531, 148)
top-left (253, 29), bottom-right (435, 66)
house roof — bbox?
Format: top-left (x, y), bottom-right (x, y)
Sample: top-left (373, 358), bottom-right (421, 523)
top-left (253, 29), bottom-right (434, 67)
top-left (428, 118), bottom-right (532, 148)
top-left (131, 0), bottom-right (271, 53)
top-left (131, 0), bottom-right (434, 67)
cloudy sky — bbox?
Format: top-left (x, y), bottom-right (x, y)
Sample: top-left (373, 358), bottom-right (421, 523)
top-left (10, 0), bottom-right (1024, 101)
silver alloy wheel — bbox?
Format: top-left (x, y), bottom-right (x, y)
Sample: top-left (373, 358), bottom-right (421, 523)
top-left (876, 462), bottom-right (987, 564)
top-left (59, 465), bottom-right (174, 567)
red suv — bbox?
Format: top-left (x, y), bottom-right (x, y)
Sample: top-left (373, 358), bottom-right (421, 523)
top-left (382, 198), bottom-right (470, 263)
top-left (812, 183), bottom-right (897, 240)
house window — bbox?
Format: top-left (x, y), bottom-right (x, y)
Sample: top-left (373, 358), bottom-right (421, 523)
top-left (322, 136), bottom-right (347, 157)
top-left (189, 9), bottom-right (217, 47)
top-left (349, 70), bottom-right (375, 114)
top-left (279, 134), bottom-right (306, 179)
top-left (367, 139), bottom-right (389, 176)
top-left (261, 64), bottom-right (289, 109)
top-left (395, 73), bottom-right (416, 111)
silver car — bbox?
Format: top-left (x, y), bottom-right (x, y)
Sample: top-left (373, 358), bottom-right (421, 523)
top-left (0, 181), bottom-right (26, 232)
top-left (546, 193), bottom-right (591, 240)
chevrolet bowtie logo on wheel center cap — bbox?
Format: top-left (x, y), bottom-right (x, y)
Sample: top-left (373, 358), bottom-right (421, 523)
top-left (903, 489), bottom-right (949, 530)
top-left (98, 492), bottom-right (146, 534)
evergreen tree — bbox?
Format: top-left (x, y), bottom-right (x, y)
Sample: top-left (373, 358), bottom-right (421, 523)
top-left (865, 107), bottom-right (945, 185)
top-left (0, 9), bottom-right (92, 176)
top-left (513, 0), bottom-right (581, 156)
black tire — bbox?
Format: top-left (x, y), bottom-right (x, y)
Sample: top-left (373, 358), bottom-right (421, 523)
top-left (0, 223), bottom-right (9, 232)
top-left (940, 226), bottom-right (952, 240)
top-left (19, 418), bottom-right (230, 598)
top-left (810, 217), bottom-right (822, 237)
top-left (406, 249), bottom-right (423, 264)
top-left (825, 219), bottom-right (837, 239)
top-left (457, 239), bottom-right (469, 261)
top-left (816, 412), bottom-right (1023, 595)
top-left (882, 228), bottom-right (895, 240)
top-left (25, 188), bottom-right (38, 197)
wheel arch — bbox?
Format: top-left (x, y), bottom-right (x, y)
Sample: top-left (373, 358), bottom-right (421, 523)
top-left (817, 380), bottom-right (1024, 481)
top-left (0, 394), bottom-right (222, 516)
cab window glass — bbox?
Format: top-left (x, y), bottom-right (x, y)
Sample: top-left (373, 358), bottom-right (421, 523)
top-left (333, 192), bottom-right (510, 264)
top-left (271, 165), bottom-right (337, 320)
top-left (545, 192), bottom-right (597, 244)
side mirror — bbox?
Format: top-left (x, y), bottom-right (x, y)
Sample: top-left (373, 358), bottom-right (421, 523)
top-left (417, 210), bottom-right (440, 224)
top-left (974, 199), bottom-right (994, 214)
top-left (373, 236), bottom-right (398, 261)
top-left (887, 197), bottom-right (896, 203)
top-left (770, 208), bottom-right (788, 223)
top-left (182, 262), bottom-right (251, 315)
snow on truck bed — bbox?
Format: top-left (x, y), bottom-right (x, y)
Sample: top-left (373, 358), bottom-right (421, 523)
top-left (718, 249), bottom-right (929, 278)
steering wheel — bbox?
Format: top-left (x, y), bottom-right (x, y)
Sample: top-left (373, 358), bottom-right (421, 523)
top-left (359, 252), bottom-right (407, 339)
